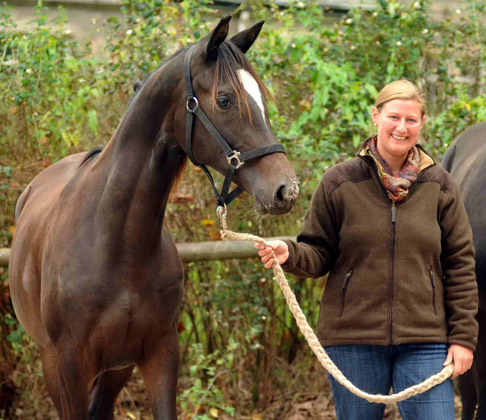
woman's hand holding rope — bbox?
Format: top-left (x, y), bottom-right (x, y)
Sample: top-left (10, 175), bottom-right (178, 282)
top-left (444, 344), bottom-right (474, 379)
top-left (254, 240), bottom-right (289, 268)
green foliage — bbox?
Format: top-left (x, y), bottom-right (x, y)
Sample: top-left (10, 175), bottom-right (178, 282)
top-left (179, 342), bottom-right (236, 419)
top-left (0, 4), bottom-right (101, 157)
top-left (1, 0), bottom-right (486, 417)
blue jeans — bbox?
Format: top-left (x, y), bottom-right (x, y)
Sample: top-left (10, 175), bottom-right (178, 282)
top-left (325, 344), bottom-right (454, 420)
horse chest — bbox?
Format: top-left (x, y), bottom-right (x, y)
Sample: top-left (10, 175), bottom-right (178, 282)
top-left (91, 283), bottom-right (183, 367)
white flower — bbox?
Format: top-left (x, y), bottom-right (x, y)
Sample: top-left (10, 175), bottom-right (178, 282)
top-left (373, 11), bottom-right (378, 16)
top-left (345, 18), bottom-right (353, 24)
top-left (262, 316), bottom-right (266, 320)
top-left (297, 1), bottom-right (305, 8)
top-left (291, 43), bottom-right (296, 48)
top-left (64, 29), bottom-right (71, 35)
top-left (422, 28), bottom-right (428, 34)
top-left (136, 18), bottom-right (141, 23)
top-left (396, 41), bottom-right (402, 46)
top-left (455, 8), bottom-right (461, 14)
top-left (126, 29), bottom-right (133, 35)
top-left (79, 78), bottom-right (85, 83)
top-left (350, 45), bottom-right (356, 51)
top-left (25, 68), bottom-right (33, 74)
top-left (413, 1), bottom-right (420, 8)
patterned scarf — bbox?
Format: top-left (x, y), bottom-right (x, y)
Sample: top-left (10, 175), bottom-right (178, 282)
top-left (365, 137), bottom-right (421, 203)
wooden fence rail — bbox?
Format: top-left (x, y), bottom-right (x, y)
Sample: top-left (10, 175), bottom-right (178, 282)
top-left (0, 236), bottom-right (295, 267)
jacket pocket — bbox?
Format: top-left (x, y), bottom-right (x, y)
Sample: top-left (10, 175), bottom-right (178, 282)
top-left (429, 270), bottom-right (437, 315)
top-left (338, 270), bottom-right (353, 318)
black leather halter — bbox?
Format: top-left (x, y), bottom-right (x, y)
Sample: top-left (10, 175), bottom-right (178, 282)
top-left (183, 45), bottom-right (286, 206)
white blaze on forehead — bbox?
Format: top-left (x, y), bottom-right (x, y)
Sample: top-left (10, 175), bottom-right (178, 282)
top-left (237, 69), bottom-right (267, 126)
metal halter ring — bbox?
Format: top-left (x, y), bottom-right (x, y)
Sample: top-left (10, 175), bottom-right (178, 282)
top-left (186, 96), bottom-right (199, 113)
top-left (216, 205), bottom-right (228, 230)
top-left (226, 150), bottom-right (244, 169)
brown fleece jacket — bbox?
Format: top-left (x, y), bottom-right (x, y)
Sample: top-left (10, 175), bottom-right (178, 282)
top-left (282, 145), bottom-right (478, 350)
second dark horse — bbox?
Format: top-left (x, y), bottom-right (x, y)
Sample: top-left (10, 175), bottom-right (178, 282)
top-left (443, 122), bottom-right (486, 420)
top-left (8, 17), bottom-right (298, 419)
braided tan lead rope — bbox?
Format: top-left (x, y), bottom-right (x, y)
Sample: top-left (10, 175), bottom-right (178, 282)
top-left (217, 207), bottom-right (454, 404)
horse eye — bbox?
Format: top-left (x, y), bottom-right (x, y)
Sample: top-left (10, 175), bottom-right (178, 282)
top-left (217, 96), bottom-right (231, 109)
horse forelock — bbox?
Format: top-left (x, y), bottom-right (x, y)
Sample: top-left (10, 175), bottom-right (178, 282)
top-left (212, 41), bottom-right (270, 125)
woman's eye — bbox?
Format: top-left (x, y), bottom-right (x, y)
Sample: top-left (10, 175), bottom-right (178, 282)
top-left (217, 96), bottom-right (231, 109)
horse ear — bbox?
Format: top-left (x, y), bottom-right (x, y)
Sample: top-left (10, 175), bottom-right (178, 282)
top-left (205, 15), bottom-right (232, 61)
top-left (229, 21), bottom-right (264, 54)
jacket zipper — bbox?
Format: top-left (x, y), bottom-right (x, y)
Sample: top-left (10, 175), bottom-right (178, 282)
top-left (390, 203), bottom-right (396, 344)
top-left (338, 270), bottom-right (353, 318)
top-left (429, 270), bottom-right (438, 315)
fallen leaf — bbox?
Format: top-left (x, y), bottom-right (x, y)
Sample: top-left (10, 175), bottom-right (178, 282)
top-left (208, 230), bottom-right (221, 240)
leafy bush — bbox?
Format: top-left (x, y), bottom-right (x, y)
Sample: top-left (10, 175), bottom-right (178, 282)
top-left (1, 0), bottom-right (486, 417)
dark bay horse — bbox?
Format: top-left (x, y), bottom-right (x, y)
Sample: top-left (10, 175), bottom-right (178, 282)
top-left (443, 122), bottom-right (486, 420)
top-left (9, 16), bottom-right (298, 419)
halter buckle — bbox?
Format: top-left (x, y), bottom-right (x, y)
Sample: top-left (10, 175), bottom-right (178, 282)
top-left (186, 96), bottom-right (199, 113)
top-left (226, 151), bottom-right (244, 169)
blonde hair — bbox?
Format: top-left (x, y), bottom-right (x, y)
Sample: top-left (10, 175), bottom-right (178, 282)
top-left (374, 80), bottom-right (427, 117)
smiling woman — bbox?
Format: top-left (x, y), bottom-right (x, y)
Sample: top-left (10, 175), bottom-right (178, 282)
top-left (255, 79), bottom-right (478, 420)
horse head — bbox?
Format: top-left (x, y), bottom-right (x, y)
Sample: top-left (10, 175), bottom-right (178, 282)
top-left (171, 16), bottom-right (299, 215)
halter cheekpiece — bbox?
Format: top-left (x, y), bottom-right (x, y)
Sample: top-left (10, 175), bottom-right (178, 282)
top-left (183, 45), bottom-right (286, 206)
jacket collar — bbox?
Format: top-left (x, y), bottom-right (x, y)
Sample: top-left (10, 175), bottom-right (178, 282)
top-left (357, 136), bottom-right (435, 173)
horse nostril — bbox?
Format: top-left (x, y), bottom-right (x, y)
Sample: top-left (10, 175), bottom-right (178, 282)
top-left (275, 179), bottom-right (300, 204)
top-left (276, 184), bottom-right (286, 202)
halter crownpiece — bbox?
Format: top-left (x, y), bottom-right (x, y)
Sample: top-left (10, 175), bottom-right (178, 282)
top-left (183, 44), bottom-right (286, 206)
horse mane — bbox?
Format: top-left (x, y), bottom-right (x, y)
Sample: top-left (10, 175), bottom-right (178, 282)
top-left (213, 41), bottom-right (270, 124)
top-left (80, 146), bottom-right (104, 167)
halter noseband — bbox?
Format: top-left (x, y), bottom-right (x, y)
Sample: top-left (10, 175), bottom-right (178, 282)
top-left (183, 45), bottom-right (286, 207)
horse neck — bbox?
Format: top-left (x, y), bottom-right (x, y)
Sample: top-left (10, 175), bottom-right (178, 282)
top-left (95, 57), bottom-right (186, 253)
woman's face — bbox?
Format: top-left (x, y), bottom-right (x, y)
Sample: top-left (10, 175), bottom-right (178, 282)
top-left (371, 99), bottom-right (425, 164)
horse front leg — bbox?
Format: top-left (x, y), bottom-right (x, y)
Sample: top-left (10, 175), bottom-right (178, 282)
top-left (88, 365), bottom-right (135, 420)
top-left (40, 346), bottom-right (64, 419)
top-left (139, 332), bottom-right (179, 420)
top-left (56, 344), bottom-right (92, 420)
